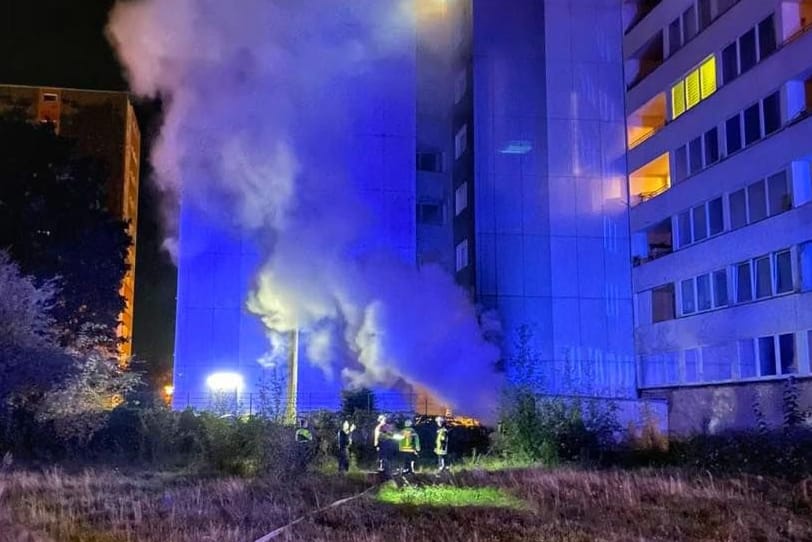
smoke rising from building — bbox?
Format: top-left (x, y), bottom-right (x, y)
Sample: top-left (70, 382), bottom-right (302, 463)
top-left (107, 0), bottom-right (501, 417)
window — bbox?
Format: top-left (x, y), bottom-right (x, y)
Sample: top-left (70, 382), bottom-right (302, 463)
top-left (704, 128), bottom-right (719, 165)
top-left (722, 43), bottom-right (738, 85)
top-left (736, 262), bottom-right (753, 302)
top-left (801, 242), bottom-right (812, 292)
top-left (671, 56), bottom-right (717, 118)
top-left (739, 339), bottom-right (757, 379)
top-left (775, 250), bottom-right (792, 294)
top-left (417, 202), bottom-right (444, 225)
top-left (454, 69), bottom-right (467, 104)
top-left (678, 211), bottom-right (692, 247)
top-left (767, 171), bottom-right (790, 215)
top-left (671, 82), bottom-right (686, 118)
top-left (743, 103), bottom-right (761, 146)
top-left (755, 256), bottom-right (772, 298)
top-left (713, 269), bottom-right (728, 307)
top-left (417, 152), bottom-right (443, 172)
top-left (779, 334), bottom-right (797, 374)
top-left (758, 336), bottom-right (776, 376)
top-left (692, 204), bottom-right (707, 241)
top-left (674, 145), bottom-right (688, 183)
top-left (730, 189), bottom-right (747, 229)
top-left (454, 182), bottom-right (468, 216)
top-left (685, 71), bottom-right (701, 110)
top-left (748, 180), bottom-right (767, 223)
top-left (698, 0), bottom-right (712, 31)
top-left (681, 279), bottom-right (696, 315)
top-left (454, 125), bottom-right (468, 159)
top-left (758, 15), bottom-right (777, 60)
top-left (455, 239), bottom-right (469, 271)
top-left (762, 92), bottom-right (781, 136)
top-left (726, 115), bottom-right (742, 154)
top-left (689, 137), bottom-right (702, 175)
top-left (652, 284), bottom-right (676, 322)
top-left (682, 6), bottom-right (697, 42)
top-left (708, 197), bottom-right (723, 235)
top-left (42, 93), bottom-right (58, 102)
top-left (703, 343), bottom-right (733, 381)
top-left (699, 56), bottom-right (717, 99)
top-left (668, 18), bottom-right (682, 56)
top-left (739, 28), bottom-right (757, 73)
top-left (697, 274), bottom-right (712, 311)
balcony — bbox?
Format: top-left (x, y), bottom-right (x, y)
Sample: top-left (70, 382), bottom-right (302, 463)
top-left (627, 92), bottom-right (666, 149)
top-left (630, 152), bottom-right (670, 207)
top-left (623, 0), bottom-right (663, 35)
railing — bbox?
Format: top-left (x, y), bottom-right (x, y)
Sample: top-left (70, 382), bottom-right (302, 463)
top-left (628, 120), bottom-right (666, 149)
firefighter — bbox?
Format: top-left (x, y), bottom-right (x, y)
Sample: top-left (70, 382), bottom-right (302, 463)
top-left (374, 414), bottom-right (388, 472)
top-left (398, 419), bottom-right (420, 474)
top-left (434, 416), bottom-right (449, 472)
top-left (337, 419), bottom-right (355, 473)
top-left (295, 418), bottom-right (313, 443)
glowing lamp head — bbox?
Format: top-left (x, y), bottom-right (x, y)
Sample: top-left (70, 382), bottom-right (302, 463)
top-left (163, 385), bottom-right (175, 396)
top-left (206, 372), bottom-right (244, 393)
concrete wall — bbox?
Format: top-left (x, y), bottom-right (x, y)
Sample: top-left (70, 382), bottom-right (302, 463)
top-left (644, 377), bottom-right (812, 435)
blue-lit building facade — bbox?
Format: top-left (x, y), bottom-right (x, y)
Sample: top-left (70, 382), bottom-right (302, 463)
top-left (173, 0), bottom-right (812, 432)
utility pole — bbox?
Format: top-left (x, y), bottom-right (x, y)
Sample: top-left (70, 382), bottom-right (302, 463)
top-left (284, 327), bottom-right (299, 424)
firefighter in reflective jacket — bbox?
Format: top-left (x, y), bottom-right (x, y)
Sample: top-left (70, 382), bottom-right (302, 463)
top-left (398, 419), bottom-right (420, 473)
top-left (295, 418), bottom-right (313, 442)
top-left (434, 416), bottom-right (449, 471)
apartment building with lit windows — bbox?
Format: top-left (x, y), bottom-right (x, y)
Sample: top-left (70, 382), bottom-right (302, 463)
top-left (0, 84), bottom-right (141, 361)
top-left (624, 0), bottom-right (812, 432)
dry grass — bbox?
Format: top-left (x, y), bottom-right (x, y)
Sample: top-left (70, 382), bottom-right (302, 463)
top-left (1, 466), bottom-right (811, 542)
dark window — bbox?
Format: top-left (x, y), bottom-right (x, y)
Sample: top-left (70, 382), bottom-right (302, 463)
top-left (698, 0), bottom-right (712, 31)
top-left (668, 18), bottom-right (682, 55)
top-left (693, 205), bottom-right (708, 241)
top-left (730, 189), bottom-right (747, 229)
top-left (762, 92), bottom-right (781, 135)
top-left (739, 28), bottom-right (757, 73)
top-left (652, 284), bottom-right (676, 322)
top-left (767, 171), bottom-right (790, 215)
top-left (726, 115), bottom-right (742, 154)
top-left (713, 269), bottom-right (729, 307)
top-left (744, 103), bottom-right (761, 145)
top-left (779, 333), bottom-right (797, 374)
top-left (748, 180), bottom-right (767, 222)
top-left (758, 336), bottom-right (776, 376)
top-left (704, 128), bottom-right (719, 164)
top-left (736, 262), bottom-right (753, 302)
top-left (681, 279), bottom-right (696, 315)
top-left (417, 202), bottom-right (444, 225)
top-left (682, 6), bottom-right (697, 42)
top-left (776, 250), bottom-right (793, 294)
top-left (678, 210), bottom-right (692, 247)
top-left (758, 15), bottom-right (777, 59)
top-left (755, 256), bottom-right (772, 298)
top-left (722, 42), bottom-right (738, 84)
top-left (689, 136), bottom-right (703, 174)
top-left (417, 152), bottom-right (442, 172)
top-left (697, 274), bottom-right (712, 311)
top-left (674, 145), bottom-right (688, 183)
top-left (708, 197), bottom-right (724, 235)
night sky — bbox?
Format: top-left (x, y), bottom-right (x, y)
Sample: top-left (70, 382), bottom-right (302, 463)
top-left (0, 0), bottom-right (176, 386)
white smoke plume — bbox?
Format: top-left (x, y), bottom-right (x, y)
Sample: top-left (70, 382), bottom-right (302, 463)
top-left (108, 0), bottom-right (501, 417)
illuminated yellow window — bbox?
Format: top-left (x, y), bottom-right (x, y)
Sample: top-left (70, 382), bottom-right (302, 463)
top-left (700, 56), bottom-right (717, 98)
top-left (685, 70), bottom-right (701, 110)
top-left (671, 82), bottom-right (686, 119)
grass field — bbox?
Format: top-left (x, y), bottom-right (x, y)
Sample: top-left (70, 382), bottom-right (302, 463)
top-left (1, 466), bottom-right (811, 541)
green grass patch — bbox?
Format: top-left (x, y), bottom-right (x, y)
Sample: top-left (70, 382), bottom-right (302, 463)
top-left (377, 483), bottom-right (527, 510)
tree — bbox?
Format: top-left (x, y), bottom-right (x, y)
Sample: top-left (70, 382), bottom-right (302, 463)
top-left (0, 117), bottom-right (130, 349)
top-left (0, 251), bottom-right (73, 434)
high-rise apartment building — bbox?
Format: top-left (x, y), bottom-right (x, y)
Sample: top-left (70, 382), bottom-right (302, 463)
top-left (0, 84), bottom-right (141, 360)
top-left (624, 0), bottom-right (812, 432)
